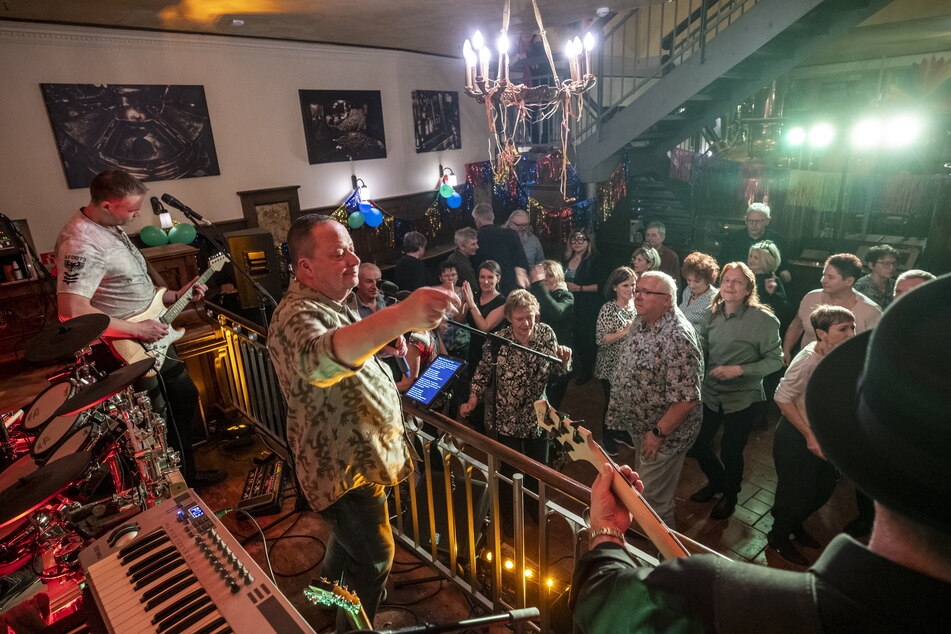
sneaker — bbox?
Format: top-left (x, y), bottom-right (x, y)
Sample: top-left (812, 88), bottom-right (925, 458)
top-left (191, 469), bottom-right (227, 488)
top-left (614, 432), bottom-right (636, 450)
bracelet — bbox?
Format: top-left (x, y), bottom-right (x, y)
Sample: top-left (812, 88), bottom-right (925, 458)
top-left (588, 526), bottom-right (625, 542)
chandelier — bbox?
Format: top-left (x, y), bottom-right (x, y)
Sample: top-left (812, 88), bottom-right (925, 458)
top-left (462, 0), bottom-right (597, 200)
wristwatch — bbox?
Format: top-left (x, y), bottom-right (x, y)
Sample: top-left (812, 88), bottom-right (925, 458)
top-left (650, 426), bottom-right (667, 438)
top-left (588, 526), bottom-right (625, 542)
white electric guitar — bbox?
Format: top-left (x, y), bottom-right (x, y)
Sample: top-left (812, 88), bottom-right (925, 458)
top-left (105, 253), bottom-right (227, 374)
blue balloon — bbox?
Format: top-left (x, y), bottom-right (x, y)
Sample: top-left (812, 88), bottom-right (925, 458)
top-left (365, 207), bottom-right (384, 227)
top-left (447, 192), bottom-right (462, 208)
top-left (358, 201), bottom-right (371, 212)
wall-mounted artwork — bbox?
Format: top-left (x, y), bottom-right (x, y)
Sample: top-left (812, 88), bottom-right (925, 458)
top-left (411, 90), bottom-right (461, 153)
top-left (299, 89), bottom-right (387, 164)
top-left (40, 84), bottom-right (220, 189)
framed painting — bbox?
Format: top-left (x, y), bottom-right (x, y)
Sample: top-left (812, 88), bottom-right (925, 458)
top-left (298, 89), bottom-right (387, 164)
top-left (411, 90), bottom-right (461, 153)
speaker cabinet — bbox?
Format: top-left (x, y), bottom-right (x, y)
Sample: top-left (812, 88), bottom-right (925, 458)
top-left (224, 228), bottom-right (282, 309)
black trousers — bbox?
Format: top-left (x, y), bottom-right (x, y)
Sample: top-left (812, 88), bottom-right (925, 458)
top-left (496, 433), bottom-right (549, 535)
top-left (690, 403), bottom-right (758, 495)
top-left (770, 418), bottom-right (837, 536)
top-left (134, 351), bottom-right (200, 483)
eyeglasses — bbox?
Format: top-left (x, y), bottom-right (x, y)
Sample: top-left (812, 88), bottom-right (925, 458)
top-left (746, 218), bottom-right (769, 224)
top-left (570, 235), bottom-right (588, 243)
top-left (510, 222), bottom-right (530, 229)
top-left (634, 288), bottom-right (668, 297)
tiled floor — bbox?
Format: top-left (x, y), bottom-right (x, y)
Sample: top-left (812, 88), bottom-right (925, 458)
top-left (0, 357), bottom-right (865, 630)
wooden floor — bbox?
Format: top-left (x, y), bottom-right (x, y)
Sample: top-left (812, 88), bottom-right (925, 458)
top-left (0, 359), bottom-right (865, 631)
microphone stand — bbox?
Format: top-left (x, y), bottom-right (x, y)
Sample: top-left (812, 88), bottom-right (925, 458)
top-left (165, 208), bottom-right (278, 328)
top-left (445, 319), bottom-right (563, 365)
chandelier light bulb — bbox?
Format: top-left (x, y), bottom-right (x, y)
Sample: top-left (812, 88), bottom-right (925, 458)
top-left (565, 39), bottom-right (576, 59)
top-left (479, 45), bottom-right (491, 78)
top-left (583, 32), bottom-right (595, 51)
top-left (573, 35), bottom-right (583, 51)
top-left (463, 39), bottom-right (475, 65)
top-left (497, 33), bottom-right (509, 56)
top-left (472, 30), bottom-right (485, 51)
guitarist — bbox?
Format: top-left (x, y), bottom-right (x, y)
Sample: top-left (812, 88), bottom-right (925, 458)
top-left (54, 169), bottom-right (225, 489)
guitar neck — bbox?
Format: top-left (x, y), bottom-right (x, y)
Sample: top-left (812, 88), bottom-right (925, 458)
top-left (160, 266), bottom-right (217, 325)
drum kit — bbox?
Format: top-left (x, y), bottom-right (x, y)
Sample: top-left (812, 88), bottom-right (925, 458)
top-left (0, 314), bottom-right (183, 583)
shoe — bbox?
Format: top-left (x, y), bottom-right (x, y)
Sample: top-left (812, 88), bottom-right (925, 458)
top-left (690, 483), bottom-right (721, 503)
top-left (191, 469), bottom-right (227, 488)
top-left (710, 494), bottom-right (737, 520)
top-left (768, 531), bottom-right (809, 566)
top-left (843, 518), bottom-right (872, 539)
top-left (792, 527), bottom-right (821, 549)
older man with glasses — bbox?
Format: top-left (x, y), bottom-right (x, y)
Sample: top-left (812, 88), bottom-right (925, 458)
top-left (719, 203), bottom-right (792, 283)
top-left (505, 209), bottom-right (545, 268)
top-left (603, 271), bottom-right (703, 527)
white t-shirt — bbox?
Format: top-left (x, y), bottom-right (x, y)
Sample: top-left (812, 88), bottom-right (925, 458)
top-left (774, 342), bottom-right (822, 420)
top-left (55, 210), bottom-right (155, 319)
top-left (797, 289), bottom-right (881, 347)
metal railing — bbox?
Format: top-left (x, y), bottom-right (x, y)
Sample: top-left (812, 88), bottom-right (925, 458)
top-left (200, 304), bottom-right (660, 632)
top-left (576, 0), bottom-right (761, 143)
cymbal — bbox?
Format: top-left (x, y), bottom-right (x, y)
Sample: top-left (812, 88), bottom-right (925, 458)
top-left (54, 358), bottom-right (155, 417)
top-left (0, 451), bottom-right (91, 529)
top-left (24, 314), bottom-right (110, 365)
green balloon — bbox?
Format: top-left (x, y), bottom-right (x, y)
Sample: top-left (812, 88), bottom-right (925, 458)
top-left (140, 225), bottom-right (169, 246)
top-left (168, 223), bottom-right (197, 244)
top-left (348, 211), bottom-right (366, 229)
top-left (439, 183), bottom-right (454, 198)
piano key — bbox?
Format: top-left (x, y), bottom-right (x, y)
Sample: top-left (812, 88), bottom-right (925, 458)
top-left (127, 546), bottom-right (177, 576)
top-left (151, 587), bottom-right (205, 624)
top-left (145, 576), bottom-right (199, 612)
top-left (119, 529), bottom-right (169, 563)
top-left (132, 554), bottom-right (184, 586)
top-left (164, 601), bottom-right (218, 634)
top-left (157, 594), bottom-right (212, 632)
top-left (192, 617), bottom-right (229, 634)
top-left (141, 570), bottom-right (192, 600)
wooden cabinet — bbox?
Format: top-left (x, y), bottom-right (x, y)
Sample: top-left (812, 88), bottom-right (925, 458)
top-left (141, 243), bottom-right (200, 292)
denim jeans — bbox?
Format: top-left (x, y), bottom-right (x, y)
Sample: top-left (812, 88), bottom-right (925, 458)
top-left (690, 403), bottom-right (758, 495)
top-left (319, 482), bottom-right (394, 631)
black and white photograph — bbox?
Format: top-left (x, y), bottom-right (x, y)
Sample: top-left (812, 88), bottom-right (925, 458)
top-left (411, 90), bottom-right (461, 153)
top-left (40, 83), bottom-right (220, 189)
top-left (298, 89), bottom-right (387, 164)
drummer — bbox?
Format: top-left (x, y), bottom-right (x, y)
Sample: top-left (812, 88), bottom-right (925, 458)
top-left (54, 170), bottom-right (224, 489)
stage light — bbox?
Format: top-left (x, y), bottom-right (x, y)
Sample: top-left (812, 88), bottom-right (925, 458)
top-left (786, 126), bottom-right (806, 146)
top-left (884, 115), bottom-right (922, 148)
top-left (808, 123), bottom-right (835, 148)
top-left (504, 559), bottom-right (514, 570)
top-left (851, 118), bottom-right (882, 149)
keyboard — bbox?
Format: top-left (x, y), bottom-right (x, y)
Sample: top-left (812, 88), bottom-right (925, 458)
top-left (80, 489), bottom-right (314, 633)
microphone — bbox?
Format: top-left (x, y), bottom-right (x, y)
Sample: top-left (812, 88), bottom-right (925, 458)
top-left (151, 196), bottom-right (173, 229)
top-left (375, 280), bottom-right (411, 377)
top-left (160, 193), bottom-right (213, 226)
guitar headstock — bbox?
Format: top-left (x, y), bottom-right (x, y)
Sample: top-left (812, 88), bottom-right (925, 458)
top-left (533, 400), bottom-right (604, 467)
top-left (208, 252), bottom-right (228, 272)
top-left (304, 578), bottom-right (362, 615)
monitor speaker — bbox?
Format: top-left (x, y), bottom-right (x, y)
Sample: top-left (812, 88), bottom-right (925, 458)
top-left (224, 228), bottom-right (282, 309)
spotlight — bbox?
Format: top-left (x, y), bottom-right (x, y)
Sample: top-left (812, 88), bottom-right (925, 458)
top-left (786, 126), bottom-right (806, 147)
top-left (884, 115), bottom-right (922, 148)
top-left (851, 118), bottom-right (882, 149)
top-left (808, 123), bottom-right (835, 148)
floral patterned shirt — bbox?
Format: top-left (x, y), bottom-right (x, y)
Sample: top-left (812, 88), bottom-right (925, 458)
top-left (678, 285), bottom-right (716, 335)
top-left (267, 280), bottom-right (412, 512)
top-left (470, 323), bottom-right (568, 438)
top-left (604, 309), bottom-right (704, 454)
top-left (594, 301), bottom-right (637, 381)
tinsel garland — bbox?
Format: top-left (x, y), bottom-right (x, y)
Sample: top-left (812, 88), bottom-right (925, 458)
top-left (596, 157), bottom-right (629, 222)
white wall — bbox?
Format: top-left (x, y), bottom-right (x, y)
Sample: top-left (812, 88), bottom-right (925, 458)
top-left (0, 22), bottom-right (488, 253)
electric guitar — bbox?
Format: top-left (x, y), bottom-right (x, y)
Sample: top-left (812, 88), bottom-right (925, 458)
top-left (534, 400), bottom-right (700, 560)
top-left (105, 253), bottom-right (227, 374)
top-left (304, 578), bottom-right (372, 631)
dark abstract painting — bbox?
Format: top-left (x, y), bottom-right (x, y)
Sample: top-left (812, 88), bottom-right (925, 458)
top-left (40, 84), bottom-right (220, 189)
top-left (411, 90), bottom-right (461, 153)
top-left (299, 89), bottom-right (387, 164)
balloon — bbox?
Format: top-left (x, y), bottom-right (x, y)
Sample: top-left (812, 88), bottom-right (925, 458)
top-left (439, 183), bottom-right (454, 198)
top-left (140, 225), bottom-right (169, 246)
top-left (168, 223), bottom-right (197, 245)
top-left (446, 192), bottom-right (462, 208)
top-left (348, 211), bottom-right (365, 229)
top-left (358, 201), bottom-right (371, 212)
top-left (365, 207), bottom-right (384, 227)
